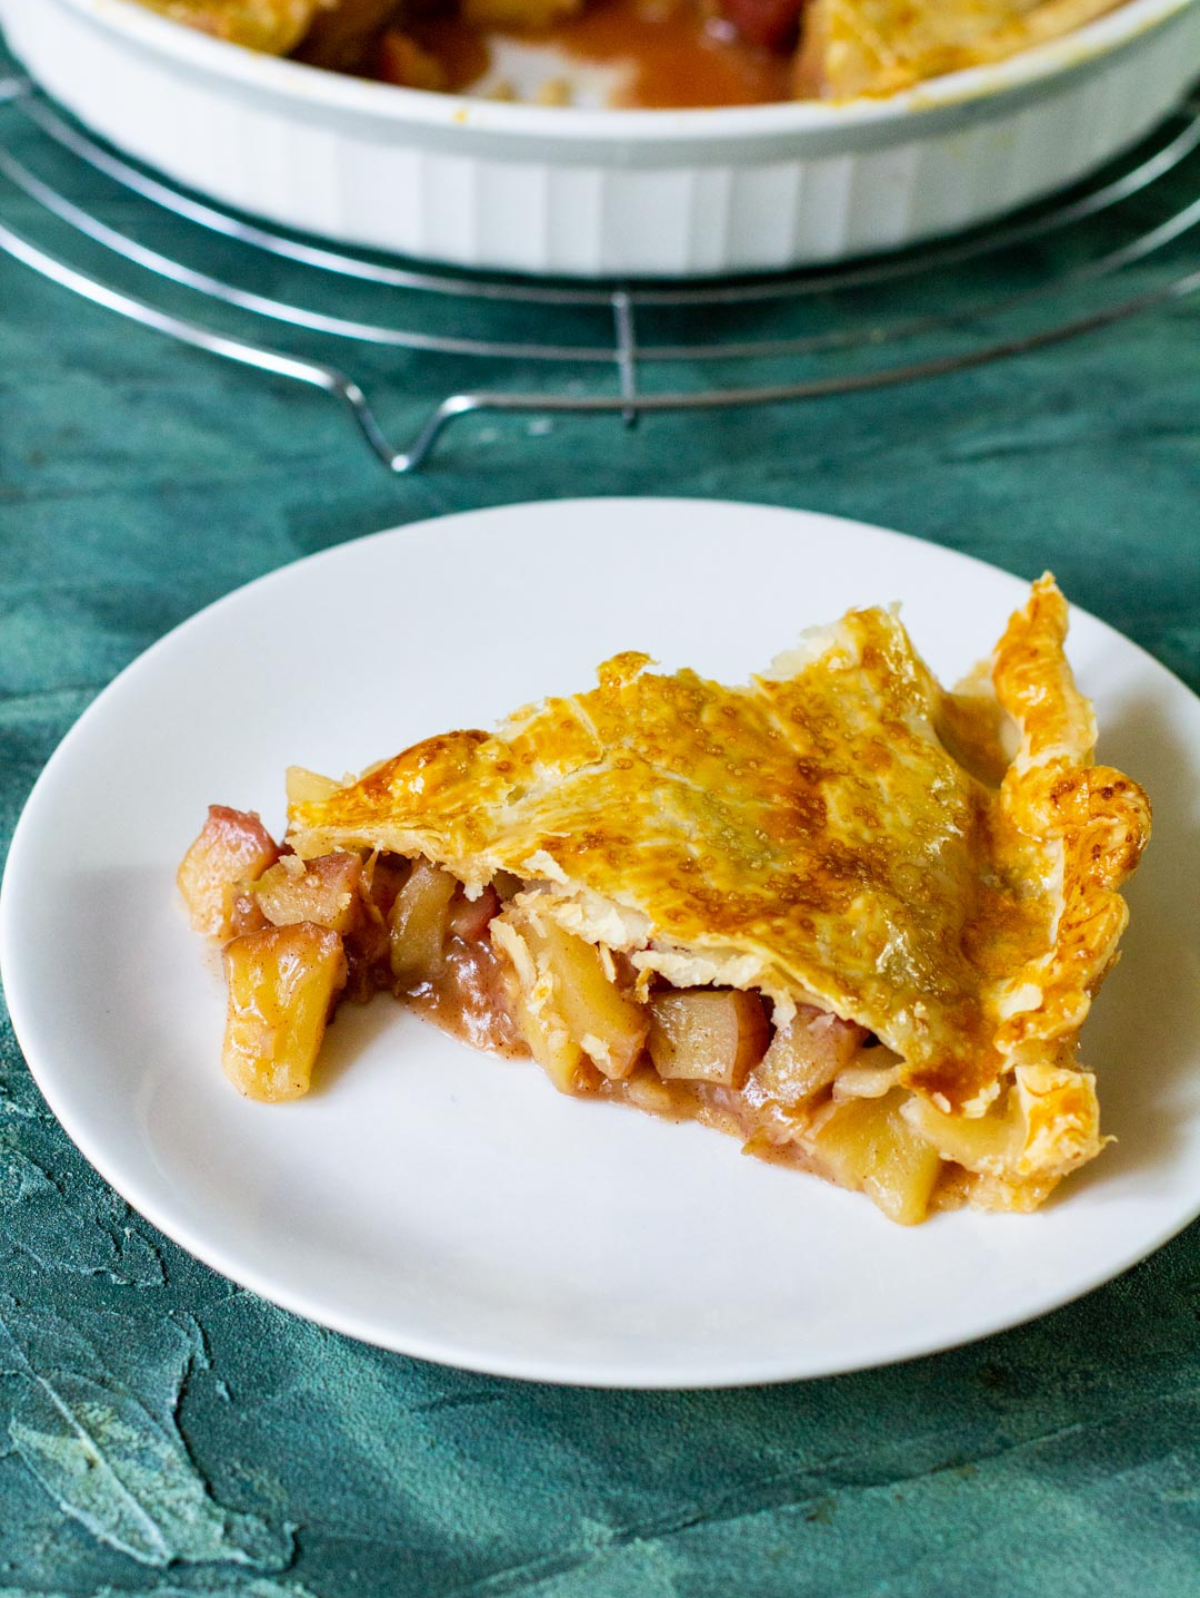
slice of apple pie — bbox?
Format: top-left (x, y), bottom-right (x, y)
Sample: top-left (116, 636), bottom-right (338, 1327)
top-left (178, 575), bottom-right (1150, 1223)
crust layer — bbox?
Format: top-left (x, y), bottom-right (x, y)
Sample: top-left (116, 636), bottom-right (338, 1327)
top-left (288, 576), bottom-right (1150, 1208)
top-left (797, 0), bottom-right (1125, 99)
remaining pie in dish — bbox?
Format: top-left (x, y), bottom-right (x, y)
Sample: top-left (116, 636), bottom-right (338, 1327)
top-left (178, 576), bottom-right (1150, 1224)
top-left (132, 0), bottom-right (1129, 108)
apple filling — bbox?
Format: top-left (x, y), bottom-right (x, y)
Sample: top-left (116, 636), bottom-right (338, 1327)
top-left (178, 805), bottom-right (1017, 1224)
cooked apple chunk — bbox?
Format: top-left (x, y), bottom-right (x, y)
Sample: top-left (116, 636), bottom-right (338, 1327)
top-left (901, 1092), bottom-right (1023, 1173)
top-left (811, 1090), bottom-right (942, 1225)
top-left (228, 885), bottom-right (271, 939)
top-left (538, 923), bottom-right (647, 1081)
top-left (389, 860), bottom-right (458, 989)
top-left (832, 1059), bottom-right (902, 1101)
top-left (253, 851), bottom-right (363, 935)
top-left (222, 922), bottom-right (347, 1101)
top-left (177, 805), bottom-right (280, 939)
top-left (648, 990), bottom-right (770, 1088)
top-left (749, 1005), bottom-right (868, 1108)
top-left (492, 935), bottom-right (584, 1094)
top-left (447, 883), bottom-right (501, 943)
top-left (491, 908), bottom-right (648, 1090)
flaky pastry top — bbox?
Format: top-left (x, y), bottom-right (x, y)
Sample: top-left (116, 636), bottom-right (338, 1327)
top-left (288, 577), bottom-right (1149, 1179)
top-left (799, 0), bottom-right (1125, 99)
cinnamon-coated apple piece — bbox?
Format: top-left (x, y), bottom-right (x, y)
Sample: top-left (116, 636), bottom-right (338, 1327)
top-left (491, 915), bottom-right (585, 1094)
top-left (750, 1005), bottom-right (868, 1107)
top-left (491, 909), bottom-right (648, 1091)
top-left (447, 883), bottom-right (501, 943)
top-left (540, 920), bottom-right (648, 1082)
top-left (811, 1090), bottom-right (942, 1225)
top-left (229, 886), bottom-right (271, 940)
top-left (389, 860), bottom-right (458, 989)
top-left (177, 805), bottom-right (280, 940)
top-left (222, 922), bottom-right (347, 1102)
top-left (901, 1093), bottom-right (1023, 1173)
top-left (253, 852), bottom-right (363, 935)
top-left (648, 989), bottom-right (769, 1088)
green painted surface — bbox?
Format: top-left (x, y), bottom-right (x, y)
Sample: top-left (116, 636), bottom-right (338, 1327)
top-left (1, 36), bottom-right (1199, 1597)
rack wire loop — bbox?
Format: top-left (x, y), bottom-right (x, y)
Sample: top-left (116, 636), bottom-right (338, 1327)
top-left (1, 70), bottom-right (1196, 473)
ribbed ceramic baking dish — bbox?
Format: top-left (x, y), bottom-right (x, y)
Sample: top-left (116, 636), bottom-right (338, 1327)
top-left (2, 0), bottom-right (1197, 276)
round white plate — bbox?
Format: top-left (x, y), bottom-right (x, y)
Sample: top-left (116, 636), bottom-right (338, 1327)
top-left (3, 500), bottom-right (1199, 1388)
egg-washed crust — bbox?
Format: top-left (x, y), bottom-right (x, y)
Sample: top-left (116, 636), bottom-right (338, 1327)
top-left (796, 0), bottom-right (1125, 99)
top-left (288, 576), bottom-right (1150, 1206)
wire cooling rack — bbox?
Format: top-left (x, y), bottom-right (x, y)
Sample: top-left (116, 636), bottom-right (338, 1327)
top-left (0, 66), bottom-right (1197, 472)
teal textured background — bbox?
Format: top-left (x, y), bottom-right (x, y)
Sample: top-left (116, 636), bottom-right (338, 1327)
top-left (1, 41), bottom-right (1199, 1597)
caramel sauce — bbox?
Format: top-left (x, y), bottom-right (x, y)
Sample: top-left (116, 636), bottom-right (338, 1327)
top-left (504, 0), bottom-right (792, 108)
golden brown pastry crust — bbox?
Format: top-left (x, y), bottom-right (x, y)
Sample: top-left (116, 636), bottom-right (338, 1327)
top-left (796, 0), bottom-right (1125, 99)
top-left (288, 577), bottom-right (1149, 1210)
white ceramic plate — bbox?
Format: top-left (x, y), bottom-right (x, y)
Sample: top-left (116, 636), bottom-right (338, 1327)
top-left (3, 500), bottom-right (1199, 1388)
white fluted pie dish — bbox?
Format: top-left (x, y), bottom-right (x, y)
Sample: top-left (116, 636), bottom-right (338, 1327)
top-left (1, 0), bottom-right (1197, 277)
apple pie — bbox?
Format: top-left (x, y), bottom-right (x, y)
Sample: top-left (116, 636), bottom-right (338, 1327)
top-left (131, 0), bottom-right (1129, 106)
top-left (178, 575), bottom-right (1150, 1223)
